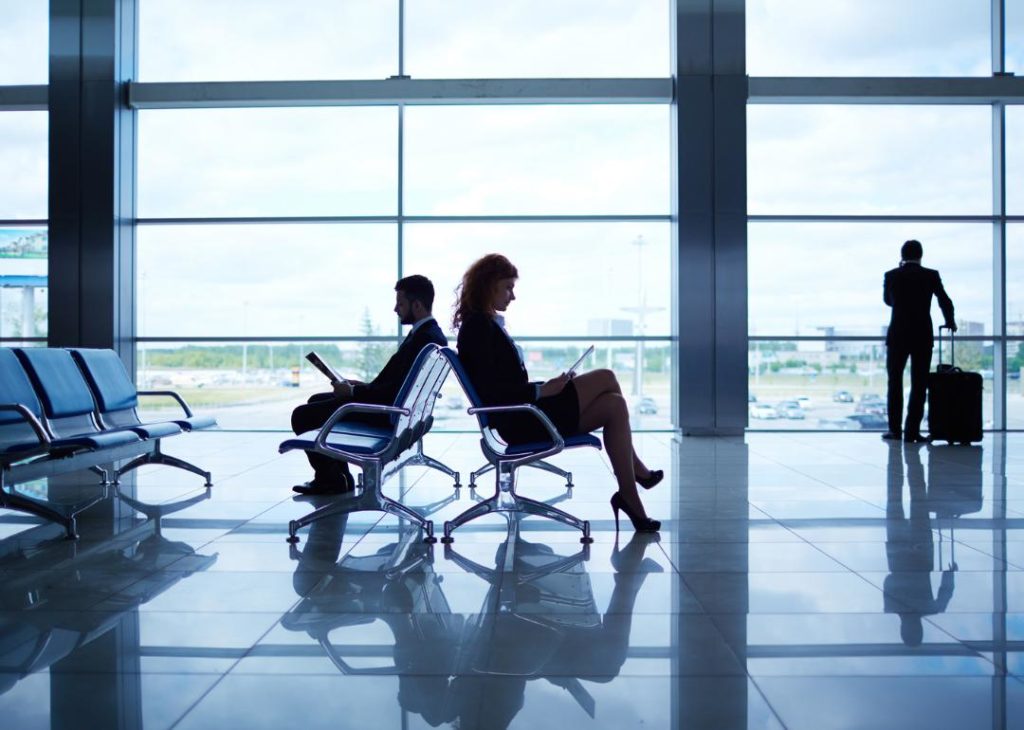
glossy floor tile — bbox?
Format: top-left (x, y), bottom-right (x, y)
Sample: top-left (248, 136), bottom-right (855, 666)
top-left (0, 432), bottom-right (1022, 727)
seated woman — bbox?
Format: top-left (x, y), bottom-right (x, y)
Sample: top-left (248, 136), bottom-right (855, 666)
top-left (454, 253), bottom-right (661, 532)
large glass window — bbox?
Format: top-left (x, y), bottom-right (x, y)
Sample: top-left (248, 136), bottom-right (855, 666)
top-left (138, 0), bottom-right (398, 81)
top-left (747, 0), bottom-right (990, 77)
top-left (138, 108), bottom-right (398, 218)
top-left (0, 111), bottom-right (47, 342)
top-left (404, 105), bottom-right (669, 216)
top-left (748, 105), bottom-right (992, 215)
top-left (406, 0), bottom-right (669, 78)
top-left (0, 1), bottom-right (47, 85)
top-left (749, 222), bottom-right (994, 337)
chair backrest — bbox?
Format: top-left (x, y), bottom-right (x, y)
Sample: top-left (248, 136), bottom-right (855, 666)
top-left (439, 348), bottom-right (489, 427)
top-left (14, 348), bottom-right (101, 436)
top-left (391, 345), bottom-right (451, 452)
top-left (0, 348), bottom-right (44, 425)
top-left (68, 349), bottom-right (139, 415)
top-left (0, 348), bottom-right (49, 454)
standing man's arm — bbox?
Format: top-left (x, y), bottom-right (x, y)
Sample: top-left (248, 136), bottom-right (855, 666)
top-left (883, 271), bottom-right (894, 307)
top-left (934, 273), bottom-right (956, 331)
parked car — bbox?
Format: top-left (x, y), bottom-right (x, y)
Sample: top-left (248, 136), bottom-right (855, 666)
top-left (846, 413), bottom-right (889, 430)
top-left (832, 390), bottom-right (854, 403)
top-left (795, 396), bottom-right (812, 410)
top-left (776, 401), bottom-right (806, 420)
top-left (635, 397), bottom-right (658, 415)
top-left (749, 403), bottom-right (779, 420)
top-left (855, 394), bottom-right (886, 416)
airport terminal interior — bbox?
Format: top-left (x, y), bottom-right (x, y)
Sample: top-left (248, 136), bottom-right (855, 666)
top-left (2, 2), bottom-right (1024, 728)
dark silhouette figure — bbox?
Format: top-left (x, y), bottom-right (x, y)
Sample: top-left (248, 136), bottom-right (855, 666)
top-left (453, 254), bottom-right (661, 531)
top-left (883, 239), bottom-right (956, 442)
top-left (883, 443), bottom-right (955, 646)
top-left (290, 275), bottom-right (447, 494)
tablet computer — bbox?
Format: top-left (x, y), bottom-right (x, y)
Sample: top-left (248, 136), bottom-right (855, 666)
top-left (566, 345), bottom-right (594, 376)
top-left (305, 351), bottom-right (348, 385)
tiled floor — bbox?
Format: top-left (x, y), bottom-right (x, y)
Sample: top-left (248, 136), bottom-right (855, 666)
top-left (0, 431), bottom-right (1022, 728)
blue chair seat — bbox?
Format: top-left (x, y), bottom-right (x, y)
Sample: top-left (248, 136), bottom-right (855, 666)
top-left (175, 415), bottom-right (217, 431)
top-left (127, 421), bottom-right (183, 439)
top-left (282, 431), bottom-right (391, 456)
top-left (50, 430), bottom-right (142, 451)
top-left (504, 433), bottom-right (602, 456)
top-left (0, 440), bottom-right (48, 457)
top-left (329, 420), bottom-right (391, 439)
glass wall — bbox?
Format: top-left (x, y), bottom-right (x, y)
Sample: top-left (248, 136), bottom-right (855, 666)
top-left (748, 4), bottom-right (1011, 431)
top-left (135, 1), bottom-right (672, 430)
top-left (0, 3), bottom-right (47, 344)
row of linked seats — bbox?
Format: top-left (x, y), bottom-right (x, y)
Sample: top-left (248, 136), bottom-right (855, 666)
top-left (0, 347), bottom-right (216, 538)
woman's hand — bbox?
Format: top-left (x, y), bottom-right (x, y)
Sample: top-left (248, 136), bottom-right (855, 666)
top-left (539, 373), bottom-right (570, 398)
top-left (332, 380), bottom-right (353, 397)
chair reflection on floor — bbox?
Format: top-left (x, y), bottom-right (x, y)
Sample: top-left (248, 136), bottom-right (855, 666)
top-left (443, 517), bottom-right (661, 726)
top-left (883, 442), bottom-right (982, 646)
top-left (283, 502), bottom-right (660, 728)
top-left (0, 511), bottom-right (217, 691)
top-left (282, 511), bottom-right (462, 726)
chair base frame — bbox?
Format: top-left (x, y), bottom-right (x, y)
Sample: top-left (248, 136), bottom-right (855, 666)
top-left (115, 440), bottom-right (213, 487)
top-left (442, 462), bottom-right (592, 545)
top-left (469, 458), bottom-right (572, 489)
top-left (286, 453), bottom-right (442, 545)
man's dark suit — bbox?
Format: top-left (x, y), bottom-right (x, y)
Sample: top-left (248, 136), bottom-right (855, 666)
top-left (884, 262), bottom-right (955, 437)
top-left (291, 318), bottom-right (448, 483)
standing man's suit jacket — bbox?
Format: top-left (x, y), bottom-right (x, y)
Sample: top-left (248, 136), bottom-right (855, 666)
top-left (883, 263), bottom-right (955, 349)
top-left (353, 318), bottom-right (447, 405)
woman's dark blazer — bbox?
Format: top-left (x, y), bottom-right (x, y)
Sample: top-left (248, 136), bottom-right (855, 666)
top-left (456, 311), bottom-right (538, 408)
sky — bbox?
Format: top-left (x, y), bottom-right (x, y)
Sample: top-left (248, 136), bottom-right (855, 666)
top-left (0, 0), bottom-right (1021, 343)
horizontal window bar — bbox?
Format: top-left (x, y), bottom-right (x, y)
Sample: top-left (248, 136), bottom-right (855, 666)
top-left (0, 338), bottom-right (47, 343)
top-left (136, 335), bottom-right (674, 343)
top-left (135, 214), bottom-right (673, 225)
top-left (749, 215), bottom-right (999, 223)
top-left (749, 76), bottom-right (1024, 104)
top-left (0, 219), bottom-right (47, 227)
top-left (0, 85), bottom-right (47, 111)
top-left (128, 78), bottom-right (675, 109)
top-left (749, 335), bottom-right (996, 341)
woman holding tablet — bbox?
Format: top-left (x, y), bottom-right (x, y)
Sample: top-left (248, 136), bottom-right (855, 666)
top-left (454, 253), bottom-right (662, 533)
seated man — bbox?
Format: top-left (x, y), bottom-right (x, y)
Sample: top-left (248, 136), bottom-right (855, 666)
top-left (290, 275), bottom-right (447, 495)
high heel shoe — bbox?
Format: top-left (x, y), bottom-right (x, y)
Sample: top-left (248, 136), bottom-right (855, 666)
top-left (636, 469), bottom-right (663, 490)
top-left (610, 493), bottom-right (660, 533)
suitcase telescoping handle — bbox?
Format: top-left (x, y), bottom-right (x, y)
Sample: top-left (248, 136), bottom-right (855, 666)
top-left (938, 324), bottom-right (956, 370)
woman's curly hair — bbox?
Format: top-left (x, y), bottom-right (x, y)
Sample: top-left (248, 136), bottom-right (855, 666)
top-left (452, 253), bottom-right (519, 329)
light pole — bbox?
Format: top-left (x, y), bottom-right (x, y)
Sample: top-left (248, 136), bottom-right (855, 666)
top-left (620, 235), bottom-right (664, 397)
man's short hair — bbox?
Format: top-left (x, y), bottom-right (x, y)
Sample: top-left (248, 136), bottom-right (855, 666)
top-left (395, 275), bottom-right (435, 311)
top-left (901, 239), bottom-right (923, 261)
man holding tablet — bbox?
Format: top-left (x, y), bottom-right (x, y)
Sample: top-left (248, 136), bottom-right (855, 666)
top-left (290, 275), bottom-right (447, 495)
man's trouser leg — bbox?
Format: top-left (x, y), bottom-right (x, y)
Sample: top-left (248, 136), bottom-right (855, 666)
top-left (886, 344), bottom-right (910, 435)
top-left (904, 346), bottom-right (932, 437)
top-left (291, 393), bottom-right (353, 484)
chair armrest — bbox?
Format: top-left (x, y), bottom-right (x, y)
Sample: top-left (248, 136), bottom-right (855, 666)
top-left (466, 403), bottom-right (565, 464)
top-left (137, 390), bottom-right (195, 418)
top-left (314, 402), bottom-right (411, 454)
top-left (0, 404), bottom-right (50, 446)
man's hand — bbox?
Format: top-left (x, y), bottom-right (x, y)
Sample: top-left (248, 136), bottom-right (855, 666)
top-left (539, 373), bottom-right (570, 398)
top-left (332, 380), bottom-right (353, 397)
top-left (947, 323), bottom-right (958, 333)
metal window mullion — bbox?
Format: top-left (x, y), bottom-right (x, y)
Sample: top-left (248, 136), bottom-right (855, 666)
top-left (396, 102), bottom-right (404, 338)
top-left (994, 101), bottom-right (1008, 430)
top-left (133, 214), bottom-right (674, 225)
top-left (994, 0), bottom-right (1006, 75)
top-left (398, 0), bottom-right (405, 77)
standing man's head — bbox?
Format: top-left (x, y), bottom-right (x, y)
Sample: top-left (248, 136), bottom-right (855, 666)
top-left (901, 239), bottom-right (923, 263)
top-left (394, 275), bottom-right (435, 325)
top-left (452, 253), bottom-right (519, 328)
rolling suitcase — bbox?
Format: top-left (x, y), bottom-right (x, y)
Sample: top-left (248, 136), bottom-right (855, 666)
top-left (926, 326), bottom-right (982, 445)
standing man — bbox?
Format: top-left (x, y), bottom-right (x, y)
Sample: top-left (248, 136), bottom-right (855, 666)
top-left (290, 275), bottom-right (447, 494)
top-left (883, 239), bottom-right (956, 443)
